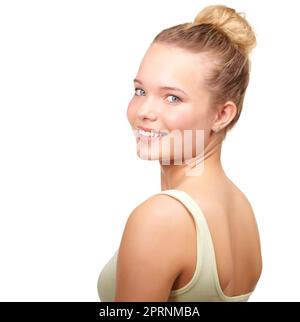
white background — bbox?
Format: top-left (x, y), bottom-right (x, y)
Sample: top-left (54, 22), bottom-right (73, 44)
top-left (0, 0), bottom-right (299, 301)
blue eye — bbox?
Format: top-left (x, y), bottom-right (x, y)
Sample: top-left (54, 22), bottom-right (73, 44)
top-left (134, 88), bottom-right (145, 96)
top-left (134, 88), bottom-right (182, 104)
top-left (166, 95), bottom-right (181, 103)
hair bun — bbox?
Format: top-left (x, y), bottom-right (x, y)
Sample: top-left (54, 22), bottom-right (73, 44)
top-left (193, 5), bottom-right (256, 55)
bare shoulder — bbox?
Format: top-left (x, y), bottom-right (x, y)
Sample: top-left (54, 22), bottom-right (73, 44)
top-left (129, 192), bottom-right (190, 223)
top-left (121, 193), bottom-right (191, 245)
top-left (115, 193), bottom-right (191, 301)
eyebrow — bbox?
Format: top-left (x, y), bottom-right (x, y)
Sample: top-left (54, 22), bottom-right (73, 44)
top-left (133, 78), bottom-right (188, 96)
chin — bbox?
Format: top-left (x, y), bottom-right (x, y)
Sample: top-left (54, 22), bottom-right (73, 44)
top-left (136, 149), bottom-right (160, 161)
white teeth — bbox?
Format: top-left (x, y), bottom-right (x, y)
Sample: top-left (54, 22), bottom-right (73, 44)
top-left (137, 129), bottom-right (165, 138)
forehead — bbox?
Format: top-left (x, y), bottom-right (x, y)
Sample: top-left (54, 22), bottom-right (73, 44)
top-left (136, 42), bottom-right (212, 92)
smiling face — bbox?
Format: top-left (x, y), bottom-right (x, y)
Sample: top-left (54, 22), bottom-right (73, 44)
top-left (127, 42), bottom-right (218, 164)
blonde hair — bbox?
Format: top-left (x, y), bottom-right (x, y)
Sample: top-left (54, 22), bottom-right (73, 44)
top-left (152, 4), bottom-right (257, 137)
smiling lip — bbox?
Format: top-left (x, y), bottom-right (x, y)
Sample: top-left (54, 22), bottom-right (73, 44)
top-left (137, 125), bottom-right (160, 132)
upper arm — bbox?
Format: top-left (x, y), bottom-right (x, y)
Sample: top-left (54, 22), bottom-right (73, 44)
top-left (114, 194), bottom-right (188, 302)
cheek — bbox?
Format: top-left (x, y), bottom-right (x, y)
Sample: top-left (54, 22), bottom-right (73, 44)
top-left (126, 101), bottom-right (136, 126)
top-left (163, 109), bottom-right (198, 131)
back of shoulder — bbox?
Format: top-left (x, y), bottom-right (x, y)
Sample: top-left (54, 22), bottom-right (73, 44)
top-left (119, 192), bottom-right (197, 272)
top-left (126, 193), bottom-right (190, 233)
top-left (115, 193), bottom-right (191, 300)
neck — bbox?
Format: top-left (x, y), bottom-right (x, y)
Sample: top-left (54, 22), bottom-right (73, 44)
top-left (160, 133), bottom-right (225, 190)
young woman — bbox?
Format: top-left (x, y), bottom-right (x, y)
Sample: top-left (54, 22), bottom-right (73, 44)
top-left (98, 4), bottom-right (262, 302)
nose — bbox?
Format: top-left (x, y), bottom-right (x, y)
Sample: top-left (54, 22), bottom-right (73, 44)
top-left (136, 98), bottom-right (158, 122)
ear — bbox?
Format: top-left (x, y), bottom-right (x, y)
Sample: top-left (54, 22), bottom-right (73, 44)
top-left (212, 101), bottom-right (237, 132)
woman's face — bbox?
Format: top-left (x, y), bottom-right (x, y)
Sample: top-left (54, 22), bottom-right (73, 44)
top-left (127, 42), bottom-right (217, 164)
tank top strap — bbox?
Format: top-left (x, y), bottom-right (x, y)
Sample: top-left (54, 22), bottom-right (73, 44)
top-left (156, 189), bottom-right (210, 235)
top-left (155, 189), bottom-right (215, 294)
top-left (155, 189), bottom-right (253, 301)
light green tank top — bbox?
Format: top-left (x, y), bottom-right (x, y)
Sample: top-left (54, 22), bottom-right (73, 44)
top-left (97, 189), bottom-right (253, 302)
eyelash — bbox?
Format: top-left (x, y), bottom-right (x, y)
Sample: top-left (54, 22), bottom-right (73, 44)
top-left (134, 87), bottom-right (182, 104)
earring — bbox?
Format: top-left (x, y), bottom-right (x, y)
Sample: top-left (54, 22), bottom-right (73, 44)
top-left (214, 126), bottom-right (221, 133)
